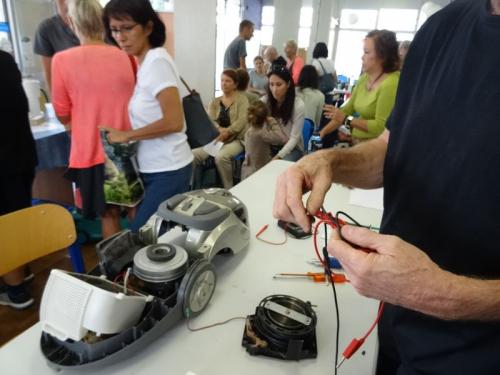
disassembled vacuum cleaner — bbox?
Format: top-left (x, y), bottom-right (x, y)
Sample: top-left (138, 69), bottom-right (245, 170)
top-left (242, 295), bottom-right (318, 360)
top-left (39, 188), bottom-right (250, 370)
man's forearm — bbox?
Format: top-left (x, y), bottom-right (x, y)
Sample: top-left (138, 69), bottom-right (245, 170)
top-left (418, 270), bottom-right (500, 321)
top-left (41, 56), bottom-right (52, 93)
top-left (327, 137), bottom-right (387, 189)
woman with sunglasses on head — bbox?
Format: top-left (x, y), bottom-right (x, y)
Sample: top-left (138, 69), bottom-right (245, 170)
top-left (102, 0), bottom-right (193, 232)
top-left (263, 65), bottom-right (305, 161)
top-left (320, 30), bottom-right (400, 144)
top-left (51, 0), bottom-right (135, 239)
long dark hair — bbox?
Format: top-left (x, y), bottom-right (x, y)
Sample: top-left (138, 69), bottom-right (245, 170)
top-left (103, 0), bottom-right (166, 48)
top-left (366, 29), bottom-right (399, 73)
top-left (266, 66), bottom-right (295, 124)
top-left (298, 65), bottom-right (319, 90)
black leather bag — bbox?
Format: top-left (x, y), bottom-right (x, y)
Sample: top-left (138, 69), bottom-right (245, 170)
top-left (317, 60), bottom-right (336, 94)
top-left (180, 77), bottom-right (219, 148)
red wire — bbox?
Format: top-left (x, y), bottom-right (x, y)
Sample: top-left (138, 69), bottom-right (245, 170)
top-left (362, 301), bottom-right (385, 340)
top-left (312, 210), bottom-right (384, 366)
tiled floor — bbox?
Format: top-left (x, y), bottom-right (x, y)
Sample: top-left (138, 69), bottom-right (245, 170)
top-left (0, 244), bottom-right (98, 347)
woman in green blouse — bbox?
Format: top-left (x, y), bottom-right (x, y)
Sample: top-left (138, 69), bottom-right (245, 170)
top-left (320, 30), bottom-right (400, 143)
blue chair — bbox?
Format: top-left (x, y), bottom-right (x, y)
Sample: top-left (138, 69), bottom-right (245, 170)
top-left (303, 118), bottom-right (315, 151)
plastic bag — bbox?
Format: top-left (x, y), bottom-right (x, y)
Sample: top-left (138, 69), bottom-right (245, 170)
top-left (101, 131), bottom-right (144, 207)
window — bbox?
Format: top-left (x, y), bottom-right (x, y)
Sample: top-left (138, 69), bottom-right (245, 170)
top-left (215, 0), bottom-right (241, 93)
top-left (246, 5), bottom-right (274, 69)
top-left (335, 8), bottom-right (420, 79)
top-left (377, 9), bottom-right (418, 32)
top-left (327, 17), bottom-right (338, 59)
top-left (339, 9), bottom-right (377, 30)
top-left (150, 0), bottom-right (174, 12)
top-left (260, 5), bottom-right (275, 45)
top-left (335, 30), bottom-right (366, 81)
top-left (0, 2), bottom-right (12, 54)
top-left (298, 3), bottom-right (313, 49)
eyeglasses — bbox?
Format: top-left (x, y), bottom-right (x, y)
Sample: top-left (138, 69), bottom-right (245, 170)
top-left (110, 23), bottom-right (139, 36)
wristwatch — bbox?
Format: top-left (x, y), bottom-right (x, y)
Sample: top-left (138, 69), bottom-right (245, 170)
top-left (345, 115), bottom-right (354, 126)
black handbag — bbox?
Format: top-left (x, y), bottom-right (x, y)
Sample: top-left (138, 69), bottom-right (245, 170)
top-left (180, 77), bottom-right (219, 148)
top-left (317, 60), bottom-right (336, 94)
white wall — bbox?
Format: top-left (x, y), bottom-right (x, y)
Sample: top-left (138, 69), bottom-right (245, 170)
top-left (174, 0), bottom-right (217, 105)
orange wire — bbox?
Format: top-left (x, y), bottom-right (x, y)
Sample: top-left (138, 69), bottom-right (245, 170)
top-left (255, 223), bottom-right (288, 245)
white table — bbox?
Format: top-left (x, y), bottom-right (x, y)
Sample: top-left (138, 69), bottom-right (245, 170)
top-left (0, 160), bottom-right (384, 375)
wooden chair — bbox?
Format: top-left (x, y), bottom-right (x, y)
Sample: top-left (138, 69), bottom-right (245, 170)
top-left (0, 204), bottom-right (77, 276)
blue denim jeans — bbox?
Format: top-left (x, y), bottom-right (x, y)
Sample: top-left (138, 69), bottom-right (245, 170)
top-left (131, 163), bottom-right (192, 232)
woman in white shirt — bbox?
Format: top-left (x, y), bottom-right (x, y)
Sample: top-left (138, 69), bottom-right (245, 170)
top-left (263, 65), bottom-right (305, 161)
top-left (296, 65), bottom-right (325, 130)
top-left (102, 0), bottom-right (193, 232)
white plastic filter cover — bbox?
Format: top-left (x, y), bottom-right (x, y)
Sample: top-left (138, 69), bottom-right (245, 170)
top-left (40, 269), bottom-right (151, 342)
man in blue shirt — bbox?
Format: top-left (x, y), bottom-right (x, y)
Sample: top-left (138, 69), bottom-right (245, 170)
top-left (33, 0), bottom-right (79, 92)
top-left (223, 19), bottom-right (254, 70)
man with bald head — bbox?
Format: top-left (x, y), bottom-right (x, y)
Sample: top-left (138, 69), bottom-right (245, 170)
top-left (34, 0), bottom-right (79, 91)
top-left (263, 46), bottom-right (286, 73)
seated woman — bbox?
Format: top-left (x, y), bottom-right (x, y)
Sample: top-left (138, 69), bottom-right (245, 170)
top-left (241, 101), bottom-right (287, 180)
top-left (296, 65), bottom-right (325, 130)
top-left (102, 0), bottom-right (193, 232)
top-left (320, 30), bottom-right (400, 144)
top-left (248, 56), bottom-right (268, 96)
top-left (192, 69), bottom-right (249, 189)
top-left (51, 0), bottom-right (135, 238)
top-left (262, 65), bottom-right (305, 161)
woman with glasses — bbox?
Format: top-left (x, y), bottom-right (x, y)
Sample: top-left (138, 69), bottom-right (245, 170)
top-left (102, 0), bottom-right (193, 232)
top-left (263, 65), bottom-right (305, 161)
top-left (320, 30), bottom-right (400, 144)
top-left (51, 0), bottom-right (135, 239)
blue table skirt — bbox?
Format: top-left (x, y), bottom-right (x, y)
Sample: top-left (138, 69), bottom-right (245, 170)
top-left (33, 127), bottom-right (70, 170)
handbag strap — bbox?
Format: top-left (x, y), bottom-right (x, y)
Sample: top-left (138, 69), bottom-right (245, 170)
top-left (317, 59), bottom-right (328, 75)
top-left (180, 76), bottom-right (194, 94)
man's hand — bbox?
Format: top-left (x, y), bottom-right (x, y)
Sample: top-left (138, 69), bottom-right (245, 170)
top-left (273, 151), bottom-right (334, 232)
top-left (101, 127), bottom-right (131, 144)
top-left (329, 226), bottom-right (444, 310)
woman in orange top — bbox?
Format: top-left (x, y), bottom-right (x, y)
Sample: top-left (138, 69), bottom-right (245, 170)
top-left (51, 0), bottom-right (135, 238)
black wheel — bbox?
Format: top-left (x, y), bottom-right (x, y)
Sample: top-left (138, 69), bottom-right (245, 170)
top-left (177, 259), bottom-right (217, 318)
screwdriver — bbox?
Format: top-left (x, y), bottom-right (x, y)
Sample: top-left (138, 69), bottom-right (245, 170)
top-left (273, 272), bottom-right (348, 283)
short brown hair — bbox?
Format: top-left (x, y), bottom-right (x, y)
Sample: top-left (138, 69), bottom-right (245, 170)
top-left (235, 68), bottom-right (250, 91)
top-left (366, 29), bottom-right (400, 73)
top-left (239, 19), bottom-right (254, 32)
top-left (248, 101), bottom-right (269, 129)
top-left (222, 69), bottom-right (239, 85)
